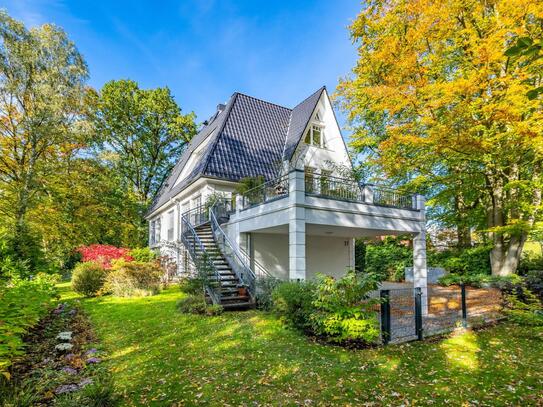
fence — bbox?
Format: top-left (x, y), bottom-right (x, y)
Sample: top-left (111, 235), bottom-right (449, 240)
top-left (379, 285), bottom-right (503, 344)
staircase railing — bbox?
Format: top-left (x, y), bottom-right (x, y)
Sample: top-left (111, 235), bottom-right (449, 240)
top-left (180, 212), bottom-right (221, 304)
top-left (209, 199), bottom-right (258, 298)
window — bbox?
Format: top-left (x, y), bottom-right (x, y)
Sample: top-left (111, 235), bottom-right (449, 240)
top-left (303, 125), bottom-right (326, 148)
top-left (192, 195), bottom-right (201, 209)
top-left (155, 218), bottom-right (161, 244)
top-left (150, 221), bottom-right (156, 245)
top-left (167, 210), bottom-right (175, 241)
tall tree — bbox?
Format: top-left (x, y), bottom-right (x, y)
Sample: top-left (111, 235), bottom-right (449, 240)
top-left (337, 0), bottom-right (543, 275)
top-left (93, 80), bottom-right (196, 204)
top-left (0, 11), bottom-right (89, 266)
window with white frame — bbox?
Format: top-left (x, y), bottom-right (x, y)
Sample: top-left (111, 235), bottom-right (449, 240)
top-left (150, 221), bottom-right (156, 245)
top-left (155, 218), bottom-right (161, 244)
top-left (303, 124), bottom-right (326, 148)
top-left (167, 210), bottom-right (175, 241)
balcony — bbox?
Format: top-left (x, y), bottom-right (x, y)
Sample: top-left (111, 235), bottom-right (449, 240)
top-left (239, 170), bottom-right (418, 212)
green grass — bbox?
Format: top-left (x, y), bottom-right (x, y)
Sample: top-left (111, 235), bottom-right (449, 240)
top-left (59, 284), bottom-right (543, 406)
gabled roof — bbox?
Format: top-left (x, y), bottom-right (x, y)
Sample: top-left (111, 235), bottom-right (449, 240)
top-left (147, 87), bottom-right (326, 216)
top-left (282, 86), bottom-right (325, 161)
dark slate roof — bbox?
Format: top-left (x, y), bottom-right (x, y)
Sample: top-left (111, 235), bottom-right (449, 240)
top-left (282, 86), bottom-right (325, 161)
top-left (147, 87), bottom-right (324, 216)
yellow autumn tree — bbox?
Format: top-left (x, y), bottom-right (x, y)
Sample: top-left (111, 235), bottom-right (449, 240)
top-left (337, 0), bottom-right (543, 275)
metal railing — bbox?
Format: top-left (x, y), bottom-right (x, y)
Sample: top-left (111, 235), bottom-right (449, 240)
top-left (180, 212), bottom-right (221, 304)
top-left (181, 205), bottom-right (209, 230)
top-left (241, 174), bottom-right (289, 210)
top-left (305, 172), bottom-right (417, 210)
top-left (371, 186), bottom-right (416, 210)
top-left (209, 199), bottom-right (257, 298)
top-left (305, 173), bottom-right (363, 201)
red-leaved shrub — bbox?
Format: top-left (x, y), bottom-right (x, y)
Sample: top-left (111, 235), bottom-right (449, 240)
top-left (77, 244), bottom-right (133, 269)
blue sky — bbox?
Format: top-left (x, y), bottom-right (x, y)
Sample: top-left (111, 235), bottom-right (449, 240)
top-left (3, 0), bottom-right (360, 128)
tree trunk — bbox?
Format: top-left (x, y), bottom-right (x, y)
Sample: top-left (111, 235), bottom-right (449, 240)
top-left (457, 225), bottom-right (472, 248)
top-left (490, 234), bottom-right (526, 276)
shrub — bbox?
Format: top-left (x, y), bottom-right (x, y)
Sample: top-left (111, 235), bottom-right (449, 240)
top-left (0, 274), bottom-right (58, 378)
top-left (255, 275), bottom-right (281, 311)
top-left (517, 253), bottom-right (543, 275)
top-left (310, 271), bottom-right (380, 344)
top-left (71, 262), bottom-right (107, 297)
top-left (129, 247), bottom-right (158, 263)
top-left (429, 245), bottom-right (492, 276)
top-left (503, 285), bottom-right (543, 326)
top-left (525, 270), bottom-right (543, 303)
top-left (103, 260), bottom-right (162, 297)
top-left (176, 294), bottom-right (223, 316)
top-left (437, 273), bottom-right (522, 288)
top-left (179, 277), bottom-right (204, 295)
top-left (364, 236), bottom-right (412, 281)
top-left (0, 231), bottom-right (32, 281)
top-left (272, 280), bottom-right (316, 333)
top-left (77, 244), bottom-right (133, 269)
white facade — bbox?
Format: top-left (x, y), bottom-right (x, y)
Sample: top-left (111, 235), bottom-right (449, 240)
top-left (147, 88), bottom-right (428, 289)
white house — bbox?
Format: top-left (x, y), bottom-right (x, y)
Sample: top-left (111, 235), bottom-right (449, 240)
top-left (146, 87), bottom-right (427, 309)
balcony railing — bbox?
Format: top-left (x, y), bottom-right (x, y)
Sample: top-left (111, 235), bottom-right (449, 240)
top-left (305, 172), bottom-right (417, 210)
top-left (305, 173), bottom-right (363, 202)
top-left (241, 174), bottom-right (289, 210)
top-left (372, 186), bottom-right (416, 210)
top-left (235, 171), bottom-right (418, 211)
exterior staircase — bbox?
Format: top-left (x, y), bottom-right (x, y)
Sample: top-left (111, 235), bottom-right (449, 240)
top-left (191, 223), bottom-right (254, 310)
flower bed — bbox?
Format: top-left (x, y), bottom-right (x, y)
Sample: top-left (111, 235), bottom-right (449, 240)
top-left (0, 301), bottom-right (117, 405)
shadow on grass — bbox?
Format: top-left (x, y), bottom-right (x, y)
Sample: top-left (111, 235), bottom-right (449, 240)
top-left (75, 286), bottom-right (543, 406)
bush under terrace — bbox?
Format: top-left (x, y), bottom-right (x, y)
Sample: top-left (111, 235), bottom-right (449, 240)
top-left (0, 273), bottom-right (59, 379)
top-left (272, 271), bottom-right (381, 345)
top-left (272, 280), bottom-right (316, 334)
top-left (71, 262), bottom-right (107, 297)
top-left (310, 271), bottom-right (380, 344)
top-left (103, 260), bottom-right (162, 297)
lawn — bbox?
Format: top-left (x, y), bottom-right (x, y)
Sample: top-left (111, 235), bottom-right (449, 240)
top-left (58, 283), bottom-right (543, 406)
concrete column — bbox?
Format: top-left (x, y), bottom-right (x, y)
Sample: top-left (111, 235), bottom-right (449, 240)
top-left (413, 194), bottom-right (428, 313)
top-left (288, 170), bottom-right (306, 280)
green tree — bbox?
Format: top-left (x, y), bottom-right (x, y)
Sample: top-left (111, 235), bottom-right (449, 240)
top-left (93, 80), bottom-right (196, 203)
top-left (337, 0), bottom-right (543, 276)
top-left (0, 11), bottom-right (89, 267)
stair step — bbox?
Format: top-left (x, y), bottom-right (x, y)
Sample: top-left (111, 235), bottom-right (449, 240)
top-left (221, 302), bottom-right (255, 310)
top-left (220, 295), bottom-right (250, 301)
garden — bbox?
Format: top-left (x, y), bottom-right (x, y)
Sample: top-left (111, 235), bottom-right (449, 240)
top-left (2, 236), bottom-right (543, 405)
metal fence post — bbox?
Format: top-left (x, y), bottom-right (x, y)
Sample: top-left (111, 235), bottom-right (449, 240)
top-left (461, 283), bottom-right (467, 327)
top-left (380, 290), bottom-right (391, 345)
top-left (415, 287), bottom-right (423, 341)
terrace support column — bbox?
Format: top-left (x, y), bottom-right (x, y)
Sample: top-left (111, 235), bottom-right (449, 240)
top-left (289, 170), bottom-right (306, 280)
top-left (413, 195), bottom-right (428, 315)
